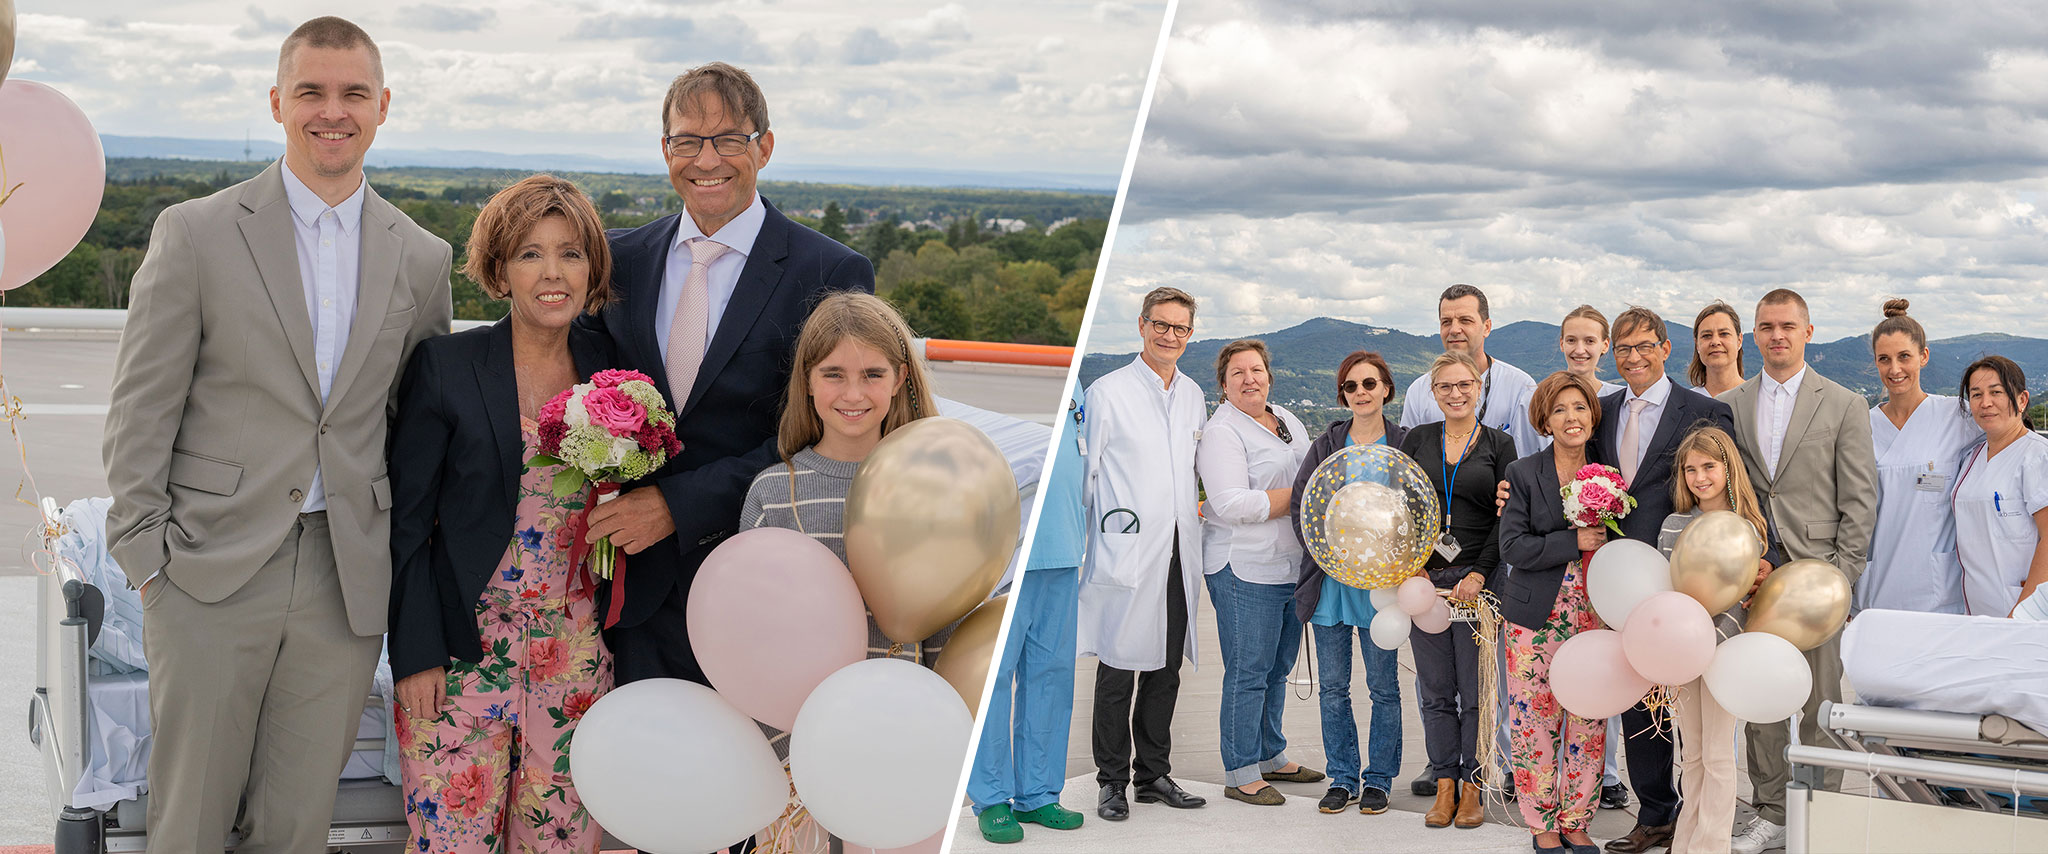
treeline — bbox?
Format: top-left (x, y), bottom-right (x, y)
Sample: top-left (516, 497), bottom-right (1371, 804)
top-left (13, 164), bottom-right (1105, 345)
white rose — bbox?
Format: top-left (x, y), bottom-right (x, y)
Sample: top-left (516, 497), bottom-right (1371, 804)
top-left (606, 435), bottom-right (638, 468)
top-left (565, 392), bottom-right (591, 428)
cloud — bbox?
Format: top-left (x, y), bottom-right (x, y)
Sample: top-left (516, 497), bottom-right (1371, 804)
top-left (231, 5), bottom-right (291, 39)
top-left (840, 27), bottom-right (901, 65)
top-left (570, 12), bottom-right (771, 64)
top-left (398, 4), bottom-right (497, 33)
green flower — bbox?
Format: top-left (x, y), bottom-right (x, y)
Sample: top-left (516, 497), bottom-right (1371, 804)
top-left (617, 451), bottom-right (654, 481)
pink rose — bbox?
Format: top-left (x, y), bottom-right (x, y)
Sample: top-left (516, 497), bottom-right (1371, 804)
top-left (529, 637), bottom-right (569, 682)
top-left (538, 390), bottom-right (572, 426)
top-left (589, 369), bottom-right (646, 389)
top-left (444, 764), bottom-right (492, 817)
top-left (582, 387), bottom-right (646, 435)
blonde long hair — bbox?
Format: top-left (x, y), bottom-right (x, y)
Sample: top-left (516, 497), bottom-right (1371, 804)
top-left (1670, 426), bottom-right (1767, 539)
top-left (776, 292), bottom-right (938, 462)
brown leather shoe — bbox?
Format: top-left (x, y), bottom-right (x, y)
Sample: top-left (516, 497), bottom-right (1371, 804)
top-left (1603, 822), bottom-right (1675, 853)
top-left (1454, 781), bottom-right (1486, 828)
top-left (1423, 778), bottom-right (1457, 827)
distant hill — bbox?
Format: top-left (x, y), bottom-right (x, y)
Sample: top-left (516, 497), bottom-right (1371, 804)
top-left (99, 135), bottom-right (1120, 192)
top-left (1078, 317), bottom-right (2048, 428)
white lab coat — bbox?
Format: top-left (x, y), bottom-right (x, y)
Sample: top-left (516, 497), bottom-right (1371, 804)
top-left (1078, 357), bottom-right (1206, 672)
top-left (1955, 432), bottom-right (2048, 617)
top-left (1400, 356), bottom-right (1544, 456)
top-left (1861, 397), bottom-right (1981, 614)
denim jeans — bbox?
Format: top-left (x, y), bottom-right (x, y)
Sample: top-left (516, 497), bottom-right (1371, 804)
top-left (1311, 622), bottom-right (1402, 795)
top-left (968, 567), bottom-right (1079, 814)
top-left (1205, 565), bottom-right (1302, 788)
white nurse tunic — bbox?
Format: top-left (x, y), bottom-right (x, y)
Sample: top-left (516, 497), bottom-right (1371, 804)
top-left (1954, 431), bottom-right (2048, 617)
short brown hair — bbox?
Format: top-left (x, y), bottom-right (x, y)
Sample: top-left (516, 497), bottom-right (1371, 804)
top-left (1757, 288), bottom-right (1810, 323)
top-left (1688, 301), bottom-right (1745, 388)
top-left (1560, 305), bottom-right (1609, 340)
top-left (1871, 298), bottom-right (1928, 353)
top-left (662, 62), bottom-right (770, 137)
top-left (1215, 339), bottom-right (1271, 389)
top-left (1140, 286), bottom-right (1197, 322)
top-left (1336, 350), bottom-right (1394, 406)
top-left (1961, 355), bottom-right (2033, 429)
top-left (1611, 305), bottom-right (1668, 344)
top-left (462, 175), bottom-right (613, 313)
top-left (279, 16), bottom-right (383, 86)
top-left (1528, 370), bottom-right (1603, 437)
top-left (1440, 284), bottom-right (1490, 321)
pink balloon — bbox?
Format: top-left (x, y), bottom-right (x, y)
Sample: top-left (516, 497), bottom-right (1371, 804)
top-left (687, 528), bottom-right (868, 731)
top-left (845, 828), bottom-right (944, 854)
top-left (1396, 575), bottom-right (1437, 616)
top-left (1548, 629), bottom-right (1652, 719)
top-left (1412, 596), bottom-right (1453, 634)
top-left (0, 80), bottom-right (105, 290)
top-left (1621, 591), bottom-right (1718, 685)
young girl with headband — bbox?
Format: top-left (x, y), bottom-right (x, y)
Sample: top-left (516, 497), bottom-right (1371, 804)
top-left (1655, 426), bottom-right (1784, 854)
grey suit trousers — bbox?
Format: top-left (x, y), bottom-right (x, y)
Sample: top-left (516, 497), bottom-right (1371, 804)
top-left (1742, 633), bottom-right (1845, 825)
top-left (142, 514), bottom-right (382, 853)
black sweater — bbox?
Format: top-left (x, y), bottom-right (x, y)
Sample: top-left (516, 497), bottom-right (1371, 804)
top-left (1399, 422), bottom-right (1519, 588)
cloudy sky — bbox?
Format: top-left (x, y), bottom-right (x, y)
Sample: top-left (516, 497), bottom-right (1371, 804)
top-left (11, 0), bottom-right (1165, 178)
top-left (1086, 0), bottom-right (2048, 352)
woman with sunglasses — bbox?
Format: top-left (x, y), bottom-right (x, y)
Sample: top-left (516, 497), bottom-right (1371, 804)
top-left (1196, 338), bottom-right (1322, 805)
top-left (1289, 350), bottom-right (1408, 815)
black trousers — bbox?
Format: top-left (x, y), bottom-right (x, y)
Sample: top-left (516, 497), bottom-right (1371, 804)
top-left (1412, 620), bottom-right (1481, 781)
top-left (604, 577), bottom-right (710, 687)
top-left (1622, 701), bottom-right (1682, 825)
top-left (1092, 539), bottom-right (1188, 788)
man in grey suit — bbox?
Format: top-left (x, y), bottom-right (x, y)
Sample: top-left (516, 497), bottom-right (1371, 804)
top-left (102, 17), bottom-right (451, 851)
top-left (1717, 288), bottom-right (1877, 854)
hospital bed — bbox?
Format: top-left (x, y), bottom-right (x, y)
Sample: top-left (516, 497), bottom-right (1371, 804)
top-left (26, 398), bottom-right (1048, 853)
top-left (1784, 610), bottom-right (2048, 854)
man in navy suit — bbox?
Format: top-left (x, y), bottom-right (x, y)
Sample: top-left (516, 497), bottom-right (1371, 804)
top-left (1591, 306), bottom-right (1735, 854)
top-left (584, 62), bottom-right (874, 685)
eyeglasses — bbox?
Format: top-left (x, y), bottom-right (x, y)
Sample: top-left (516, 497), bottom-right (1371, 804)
top-left (1614, 341), bottom-right (1666, 358)
top-left (1144, 317), bottom-right (1193, 339)
top-left (1274, 414), bottom-right (1293, 444)
top-left (1432, 380), bottom-right (1479, 395)
top-left (1340, 378), bottom-right (1381, 394)
top-left (662, 130), bottom-right (763, 158)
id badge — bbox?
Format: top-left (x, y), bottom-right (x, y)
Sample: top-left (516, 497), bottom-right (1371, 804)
top-left (1915, 472), bottom-right (1946, 492)
top-left (1435, 530), bottom-right (1463, 562)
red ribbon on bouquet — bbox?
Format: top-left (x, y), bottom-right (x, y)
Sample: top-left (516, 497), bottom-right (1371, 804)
top-left (567, 481), bottom-right (628, 628)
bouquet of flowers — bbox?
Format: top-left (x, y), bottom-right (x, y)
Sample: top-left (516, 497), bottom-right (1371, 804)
top-left (530, 369), bottom-right (682, 579)
top-left (1560, 463), bottom-right (1634, 536)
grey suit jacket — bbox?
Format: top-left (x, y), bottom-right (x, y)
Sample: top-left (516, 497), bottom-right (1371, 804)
top-left (1718, 368), bottom-right (1878, 586)
top-left (103, 160), bottom-right (453, 635)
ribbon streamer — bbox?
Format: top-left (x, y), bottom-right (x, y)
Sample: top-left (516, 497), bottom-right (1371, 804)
top-left (565, 480), bottom-right (627, 628)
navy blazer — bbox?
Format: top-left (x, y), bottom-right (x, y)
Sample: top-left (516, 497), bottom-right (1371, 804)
top-left (1496, 447), bottom-right (1588, 629)
top-left (583, 199), bottom-right (874, 632)
top-left (387, 319), bottom-right (612, 681)
top-left (1591, 382), bottom-right (1736, 545)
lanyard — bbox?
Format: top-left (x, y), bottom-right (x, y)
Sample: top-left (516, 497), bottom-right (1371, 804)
top-left (1442, 424), bottom-right (1477, 529)
top-left (1474, 362), bottom-right (1493, 426)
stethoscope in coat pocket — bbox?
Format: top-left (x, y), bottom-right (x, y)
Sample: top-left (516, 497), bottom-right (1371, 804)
top-left (1100, 508), bottom-right (1139, 533)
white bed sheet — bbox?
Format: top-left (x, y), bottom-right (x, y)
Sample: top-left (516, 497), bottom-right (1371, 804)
top-left (1843, 609), bottom-right (2048, 735)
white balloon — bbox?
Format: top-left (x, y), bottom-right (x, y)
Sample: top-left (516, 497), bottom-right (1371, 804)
top-left (570, 679), bottom-right (788, 854)
top-left (1413, 596), bottom-right (1454, 634)
top-left (1369, 586), bottom-right (1400, 609)
top-left (791, 658), bottom-right (972, 849)
top-left (1703, 632), bottom-right (1813, 724)
top-left (1587, 538), bottom-right (1674, 629)
top-left (1369, 606), bottom-right (1412, 649)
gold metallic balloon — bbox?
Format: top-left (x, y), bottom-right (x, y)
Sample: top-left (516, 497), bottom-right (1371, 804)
top-left (1745, 559), bottom-right (1851, 651)
top-left (1, 0), bottom-right (14, 90)
top-left (1299, 444), bottom-right (1441, 590)
top-left (844, 417), bottom-right (1021, 644)
top-left (932, 594), bottom-right (1009, 717)
top-left (1669, 510), bottom-right (1763, 615)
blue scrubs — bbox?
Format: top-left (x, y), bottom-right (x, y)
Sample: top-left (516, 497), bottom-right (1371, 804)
top-left (969, 395), bottom-right (1086, 814)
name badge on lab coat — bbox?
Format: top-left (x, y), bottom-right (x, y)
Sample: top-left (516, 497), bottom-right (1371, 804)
top-left (1915, 472), bottom-right (1947, 492)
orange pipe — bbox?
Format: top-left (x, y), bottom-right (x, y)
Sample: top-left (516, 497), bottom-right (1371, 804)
top-left (920, 339), bottom-right (1074, 367)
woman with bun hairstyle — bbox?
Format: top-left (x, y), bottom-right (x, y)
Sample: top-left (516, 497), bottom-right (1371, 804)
top-left (1861, 298), bottom-right (1981, 614)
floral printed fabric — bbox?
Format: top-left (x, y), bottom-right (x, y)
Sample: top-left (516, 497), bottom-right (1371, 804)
top-left (399, 422), bottom-right (613, 853)
top-left (1505, 558), bottom-right (1608, 833)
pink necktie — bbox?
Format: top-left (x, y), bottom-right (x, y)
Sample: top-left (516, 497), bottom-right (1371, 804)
top-left (1620, 397), bottom-right (1649, 485)
top-left (665, 238), bottom-right (730, 402)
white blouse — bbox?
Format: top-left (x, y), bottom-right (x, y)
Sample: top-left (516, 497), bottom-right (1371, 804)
top-left (1955, 432), bottom-right (2048, 617)
top-left (1195, 400), bottom-right (1312, 584)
